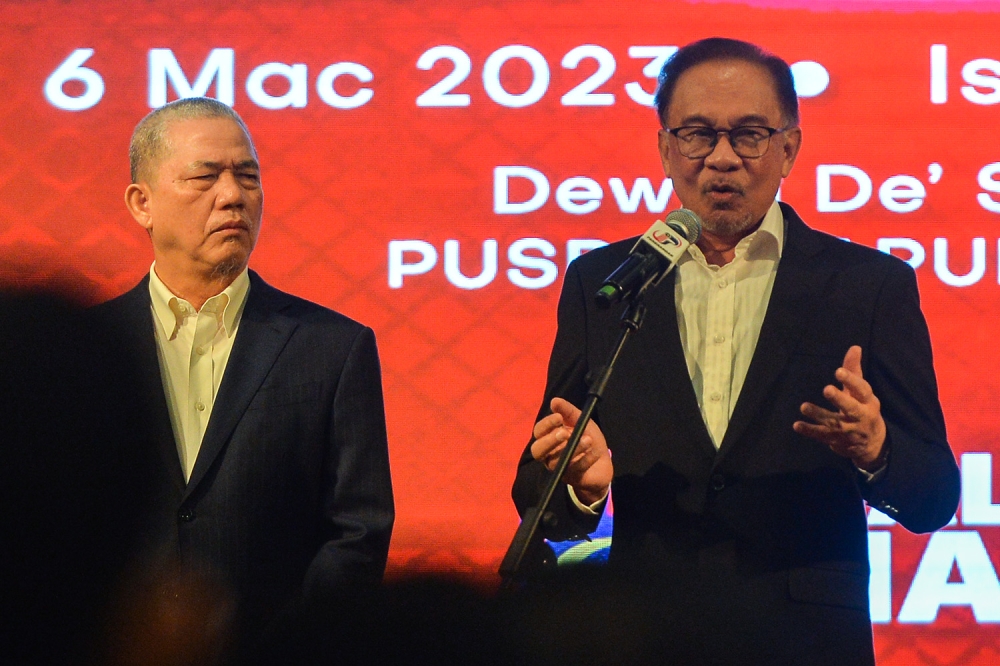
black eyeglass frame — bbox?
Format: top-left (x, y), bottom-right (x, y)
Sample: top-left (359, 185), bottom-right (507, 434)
top-left (665, 125), bottom-right (791, 159)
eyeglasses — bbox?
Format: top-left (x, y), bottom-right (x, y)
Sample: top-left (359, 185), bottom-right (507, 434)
top-left (666, 125), bottom-right (789, 159)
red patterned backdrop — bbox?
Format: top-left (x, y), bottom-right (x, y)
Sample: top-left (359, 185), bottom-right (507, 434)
top-left (3, 1), bottom-right (1000, 662)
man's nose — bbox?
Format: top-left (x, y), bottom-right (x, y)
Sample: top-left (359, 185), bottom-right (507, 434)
top-left (215, 171), bottom-right (246, 206)
top-left (704, 133), bottom-right (741, 169)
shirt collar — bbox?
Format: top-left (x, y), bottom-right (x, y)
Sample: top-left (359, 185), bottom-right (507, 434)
top-left (684, 199), bottom-right (785, 267)
top-left (148, 264), bottom-right (251, 341)
top-left (747, 199), bottom-right (785, 260)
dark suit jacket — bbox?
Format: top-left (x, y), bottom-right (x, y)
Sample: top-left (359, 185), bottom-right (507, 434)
top-left (90, 270), bottom-right (394, 646)
top-left (513, 204), bottom-right (960, 665)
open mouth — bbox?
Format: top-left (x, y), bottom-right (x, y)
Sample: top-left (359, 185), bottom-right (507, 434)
top-left (704, 183), bottom-right (744, 206)
top-left (705, 182), bottom-right (743, 195)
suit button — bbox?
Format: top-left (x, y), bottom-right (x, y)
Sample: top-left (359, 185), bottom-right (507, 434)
top-left (710, 473), bottom-right (725, 491)
top-left (878, 503), bottom-right (899, 516)
top-left (178, 507), bottom-right (195, 522)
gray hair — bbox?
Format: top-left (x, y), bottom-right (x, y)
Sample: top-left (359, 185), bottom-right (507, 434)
top-left (128, 97), bottom-right (255, 183)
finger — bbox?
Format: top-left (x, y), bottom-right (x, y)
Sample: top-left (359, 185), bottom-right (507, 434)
top-left (793, 420), bottom-right (835, 443)
top-left (550, 397), bottom-right (583, 427)
top-left (543, 442), bottom-right (568, 469)
top-left (795, 417), bottom-right (882, 465)
top-left (550, 437), bottom-right (600, 476)
top-left (533, 444), bottom-right (563, 468)
top-left (821, 385), bottom-right (864, 421)
top-left (794, 420), bottom-right (861, 448)
top-left (532, 412), bottom-right (565, 440)
top-left (570, 447), bottom-right (595, 467)
top-left (834, 365), bottom-right (874, 403)
top-left (799, 401), bottom-right (841, 425)
top-left (540, 431), bottom-right (593, 466)
top-left (841, 345), bottom-right (863, 377)
top-left (560, 433), bottom-right (594, 461)
top-left (530, 428), bottom-right (568, 461)
top-left (568, 438), bottom-right (606, 472)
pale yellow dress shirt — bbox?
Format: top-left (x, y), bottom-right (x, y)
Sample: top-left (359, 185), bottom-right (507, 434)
top-left (148, 265), bottom-right (251, 482)
top-left (675, 200), bottom-right (784, 449)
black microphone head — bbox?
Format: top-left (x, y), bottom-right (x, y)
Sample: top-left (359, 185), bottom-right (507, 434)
top-left (664, 208), bottom-right (702, 244)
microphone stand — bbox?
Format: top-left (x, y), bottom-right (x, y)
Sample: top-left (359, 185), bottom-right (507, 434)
top-left (499, 296), bottom-right (647, 589)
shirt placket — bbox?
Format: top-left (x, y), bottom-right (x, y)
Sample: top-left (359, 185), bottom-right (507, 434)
top-left (703, 269), bottom-right (736, 447)
top-left (185, 308), bottom-right (221, 474)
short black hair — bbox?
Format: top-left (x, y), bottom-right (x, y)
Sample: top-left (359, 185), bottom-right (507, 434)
top-left (654, 37), bottom-right (799, 128)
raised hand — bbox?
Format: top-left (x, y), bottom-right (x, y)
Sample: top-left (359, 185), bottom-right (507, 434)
top-left (793, 345), bottom-right (887, 471)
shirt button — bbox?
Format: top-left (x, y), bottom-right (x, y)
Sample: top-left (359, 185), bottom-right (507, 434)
top-left (195, 401), bottom-right (206, 412)
top-left (178, 507), bottom-right (195, 522)
top-left (717, 279), bottom-right (727, 289)
top-left (709, 392), bottom-right (723, 402)
top-left (710, 473), bottom-right (725, 491)
top-left (713, 334), bottom-right (725, 344)
top-left (196, 345), bottom-right (207, 355)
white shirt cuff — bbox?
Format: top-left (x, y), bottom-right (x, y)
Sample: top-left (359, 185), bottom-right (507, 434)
top-left (855, 461), bottom-right (888, 484)
top-left (567, 485), bottom-right (609, 515)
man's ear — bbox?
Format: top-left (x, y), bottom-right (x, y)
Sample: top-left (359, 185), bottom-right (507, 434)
top-left (657, 129), bottom-right (672, 180)
top-left (781, 126), bottom-right (802, 178)
top-left (125, 183), bottom-right (153, 232)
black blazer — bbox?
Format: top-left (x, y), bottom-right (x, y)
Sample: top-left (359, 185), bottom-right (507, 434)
top-left (513, 204), bottom-right (960, 665)
top-left (90, 270), bottom-right (394, 643)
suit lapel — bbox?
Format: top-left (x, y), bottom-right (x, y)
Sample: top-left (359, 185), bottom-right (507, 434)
top-left (116, 278), bottom-right (187, 494)
top-left (717, 205), bottom-right (831, 456)
top-left (184, 272), bottom-right (298, 497)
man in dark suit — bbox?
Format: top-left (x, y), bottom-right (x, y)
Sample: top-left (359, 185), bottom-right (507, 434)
top-left (91, 97), bottom-right (393, 657)
top-left (513, 38), bottom-right (959, 664)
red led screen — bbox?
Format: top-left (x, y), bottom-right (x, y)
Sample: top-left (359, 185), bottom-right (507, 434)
top-left (3, 1), bottom-right (1000, 662)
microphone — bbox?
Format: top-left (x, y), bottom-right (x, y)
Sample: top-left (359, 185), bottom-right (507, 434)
top-left (594, 208), bottom-right (702, 309)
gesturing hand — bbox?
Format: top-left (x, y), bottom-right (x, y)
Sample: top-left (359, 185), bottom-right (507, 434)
top-left (793, 345), bottom-right (887, 471)
top-left (530, 397), bottom-right (613, 505)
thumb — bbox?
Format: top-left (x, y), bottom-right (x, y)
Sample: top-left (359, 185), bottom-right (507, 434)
top-left (842, 345), bottom-right (863, 376)
top-left (550, 397), bottom-right (582, 426)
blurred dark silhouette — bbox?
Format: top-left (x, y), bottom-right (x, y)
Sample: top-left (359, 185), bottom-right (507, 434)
top-left (252, 567), bottom-right (676, 666)
top-left (0, 282), bottom-right (139, 661)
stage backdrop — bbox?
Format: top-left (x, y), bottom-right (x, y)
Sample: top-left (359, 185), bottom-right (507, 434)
top-left (3, 0), bottom-right (1000, 662)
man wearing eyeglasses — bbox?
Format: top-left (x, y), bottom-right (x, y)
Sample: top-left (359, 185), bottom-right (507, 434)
top-left (513, 38), bottom-right (959, 664)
